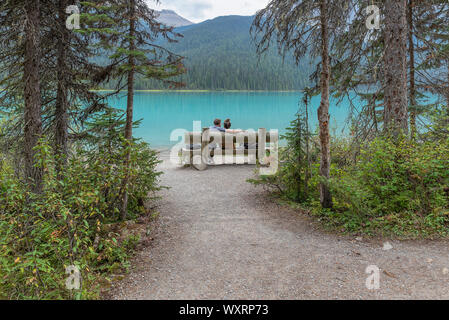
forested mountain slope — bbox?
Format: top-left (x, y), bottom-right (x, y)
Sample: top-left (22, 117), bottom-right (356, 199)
top-left (132, 15), bottom-right (312, 90)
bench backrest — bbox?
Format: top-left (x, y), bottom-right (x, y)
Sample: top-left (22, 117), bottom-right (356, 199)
top-left (184, 128), bottom-right (278, 148)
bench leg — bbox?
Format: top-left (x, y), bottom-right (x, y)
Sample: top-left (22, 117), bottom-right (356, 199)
top-left (191, 148), bottom-right (208, 171)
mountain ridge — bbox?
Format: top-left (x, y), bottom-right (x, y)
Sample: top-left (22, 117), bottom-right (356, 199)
top-left (156, 10), bottom-right (194, 27)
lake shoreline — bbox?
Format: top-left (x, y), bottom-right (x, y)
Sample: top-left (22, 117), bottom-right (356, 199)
top-left (92, 89), bottom-right (304, 93)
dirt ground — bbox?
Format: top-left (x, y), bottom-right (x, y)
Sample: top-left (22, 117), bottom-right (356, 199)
top-left (109, 152), bottom-right (449, 300)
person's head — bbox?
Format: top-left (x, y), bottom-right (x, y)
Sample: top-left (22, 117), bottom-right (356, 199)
top-left (224, 119), bottom-right (231, 129)
top-left (214, 119), bottom-right (221, 127)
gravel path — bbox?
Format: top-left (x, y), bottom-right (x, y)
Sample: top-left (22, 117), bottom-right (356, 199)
top-left (110, 153), bottom-right (449, 300)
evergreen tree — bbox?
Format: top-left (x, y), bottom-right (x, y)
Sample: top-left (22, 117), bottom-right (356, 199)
top-left (0, 1), bottom-right (108, 183)
top-left (88, 0), bottom-right (185, 219)
top-left (414, 1), bottom-right (449, 107)
top-left (252, 0), bottom-right (352, 208)
top-left (0, 1), bottom-right (45, 191)
top-left (281, 88), bottom-right (314, 202)
top-left (383, 0), bottom-right (409, 135)
top-left (332, 1), bottom-right (448, 140)
top-left (49, 0), bottom-right (108, 174)
top-left (407, 0), bottom-right (417, 137)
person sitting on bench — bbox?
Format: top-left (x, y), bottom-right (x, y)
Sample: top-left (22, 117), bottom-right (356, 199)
top-left (223, 119), bottom-right (244, 134)
top-left (222, 119), bottom-right (245, 149)
top-left (223, 119), bottom-right (257, 150)
top-left (210, 119), bottom-right (226, 133)
top-left (210, 118), bottom-right (241, 150)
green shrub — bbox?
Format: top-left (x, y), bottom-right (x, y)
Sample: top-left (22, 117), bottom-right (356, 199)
top-left (250, 121), bottom-right (449, 238)
top-left (328, 135), bottom-right (449, 237)
top-left (0, 137), bottom-right (161, 299)
top-left (248, 105), bottom-right (318, 203)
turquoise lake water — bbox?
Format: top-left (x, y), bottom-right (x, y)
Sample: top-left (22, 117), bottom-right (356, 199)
top-left (107, 92), bottom-right (354, 148)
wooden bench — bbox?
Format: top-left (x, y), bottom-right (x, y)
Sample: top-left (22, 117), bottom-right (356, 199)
top-left (181, 128), bottom-right (279, 171)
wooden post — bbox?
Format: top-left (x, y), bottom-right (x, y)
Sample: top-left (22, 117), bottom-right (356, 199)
top-left (258, 128), bottom-right (267, 164)
top-left (184, 131), bottom-right (193, 165)
top-left (192, 128), bottom-right (208, 171)
top-left (247, 130), bottom-right (257, 164)
top-left (224, 132), bottom-right (233, 164)
top-left (236, 132), bottom-right (245, 165)
top-left (259, 130), bottom-right (279, 176)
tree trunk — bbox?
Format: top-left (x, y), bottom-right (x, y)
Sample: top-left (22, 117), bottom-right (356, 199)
top-left (23, 0), bottom-right (43, 192)
top-left (407, 0), bottom-right (417, 138)
top-left (384, 0), bottom-right (409, 136)
top-left (296, 112), bottom-right (302, 202)
top-left (446, 60), bottom-right (449, 111)
top-left (55, 0), bottom-right (69, 175)
top-left (318, 0), bottom-right (332, 209)
top-left (120, 0), bottom-right (136, 220)
top-left (304, 93), bottom-right (310, 198)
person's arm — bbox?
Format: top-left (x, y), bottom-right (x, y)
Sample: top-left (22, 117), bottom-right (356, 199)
top-left (226, 129), bottom-right (244, 134)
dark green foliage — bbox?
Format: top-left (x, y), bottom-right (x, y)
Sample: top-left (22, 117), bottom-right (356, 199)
top-left (83, 0), bottom-right (184, 220)
top-left (81, 107), bottom-right (162, 218)
top-left (104, 15), bottom-right (312, 91)
top-left (0, 123), bottom-right (161, 299)
top-left (326, 134), bottom-right (449, 237)
top-left (0, 0), bottom-right (171, 299)
top-left (84, 0), bottom-right (185, 91)
top-left (251, 96), bottom-right (449, 238)
top-left (423, 102), bottom-right (449, 140)
top-left (249, 91), bottom-right (316, 202)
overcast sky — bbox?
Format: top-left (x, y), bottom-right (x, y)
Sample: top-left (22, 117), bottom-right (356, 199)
top-left (147, 0), bottom-right (270, 23)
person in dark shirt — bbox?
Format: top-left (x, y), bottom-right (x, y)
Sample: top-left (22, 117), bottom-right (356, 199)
top-left (223, 119), bottom-right (243, 134)
top-left (209, 119), bottom-right (226, 132)
top-left (222, 119), bottom-right (246, 150)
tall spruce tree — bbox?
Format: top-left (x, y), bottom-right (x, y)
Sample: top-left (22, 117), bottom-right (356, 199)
top-left (0, 1), bottom-right (45, 191)
top-left (54, 0), bottom-right (70, 171)
top-left (23, 0), bottom-right (44, 191)
top-left (407, 0), bottom-right (417, 137)
top-left (48, 0), bottom-right (109, 175)
top-left (333, 1), bottom-right (447, 139)
top-left (252, 0), bottom-right (352, 208)
top-left (383, 0), bottom-right (409, 135)
top-left (330, 1), bottom-right (384, 143)
top-left (88, 0), bottom-right (185, 219)
top-left (414, 1), bottom-right (449, 107)
top-left (0, 1), bottom-right (109, 185)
